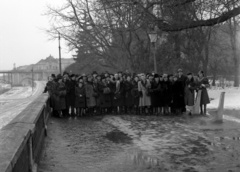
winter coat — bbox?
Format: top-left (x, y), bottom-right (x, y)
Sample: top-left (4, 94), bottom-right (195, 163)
top-left (85, 82), bottom-right (96, 107)
top-left (172, 80), bottom-right (185, 109)
top-left (65, 80), bottom-right (76, 107)
top-left (93, 82), bottom-right (100, 106)
top-left (98, 81), bottom-right (112, 108)
top-left (177, 75), bottom-right (187, 108)
top-left (131, 81), bottom-right (140, 106)
top-left (75, 86), bottom-right (86, 108)
top-left (138, 80), bottom-right (151, 107)
top-left (162, 81), bottom-right (171, 106)
top-left (53, 82), bottom-right (67, 110)
top-left (184, 79), bottom-right (197, 106)
top-left (197, 77), bottom-right (210, 105)
top-left (113, 80), bottom-right (125, 107)
top-left (150, 80), bottom-right (161, 107)
top-left (124, 81), bottom-right (134, 107)
top-left (44, 80), bottom-right (57, 108)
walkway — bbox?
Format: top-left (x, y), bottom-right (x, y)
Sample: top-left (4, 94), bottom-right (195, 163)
top-left (38, 111), bottom-right (240, 172)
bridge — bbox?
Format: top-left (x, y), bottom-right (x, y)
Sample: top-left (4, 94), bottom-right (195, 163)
top-left (0, 70), bottom-right (49, 86)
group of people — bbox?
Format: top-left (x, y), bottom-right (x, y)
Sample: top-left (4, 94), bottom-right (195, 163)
top-left (43, 68), bottom-right (210, 118)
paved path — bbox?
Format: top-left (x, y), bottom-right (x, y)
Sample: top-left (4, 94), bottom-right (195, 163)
top-left (39, 112), bottom-right (240, 172)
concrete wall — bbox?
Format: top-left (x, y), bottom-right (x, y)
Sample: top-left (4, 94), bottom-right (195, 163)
top-left (0, 93), bottom-right (50, 172)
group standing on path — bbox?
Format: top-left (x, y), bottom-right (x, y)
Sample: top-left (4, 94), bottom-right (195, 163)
top-left (43, 69), bottom-right (210, 118)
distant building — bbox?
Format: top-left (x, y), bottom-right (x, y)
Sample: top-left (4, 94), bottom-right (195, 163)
top-left (15, 55), bottom-right (75, 74)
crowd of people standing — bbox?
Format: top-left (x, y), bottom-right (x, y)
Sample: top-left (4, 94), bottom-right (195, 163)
top-left (44, 68), bottom-right (210, 118)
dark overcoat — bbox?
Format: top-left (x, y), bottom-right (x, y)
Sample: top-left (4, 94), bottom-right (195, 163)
top-left (75, 86), bottom-right (86, 108)
top-left (124, 81), bottom-right (134, 107)
top-left (131, 81), bottom-right (140, 106)
top-left (150, 80), bottom-right (161, 107)
top-left (172, 80), bottom-right (185, 109)
top-left (45, 80), bottom-right (57, 108)
top-left (98, 82), bottom-right (112, 108)
top-left (162, 81), bottom-right (171, 106)
top-left (197, 77), bottom-right (210, 105)
top-left (53, 82), bottom-right (67, 111)
top-left (184, 79), bottom-right (197, 106)
top-left (65, 80), bottom-right (76, 107)
top-left (178, 75), bottom-right (187, 109)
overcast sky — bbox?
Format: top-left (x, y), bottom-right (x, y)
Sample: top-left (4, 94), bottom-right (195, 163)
top-left (0, 0), bottom-right (72, 70)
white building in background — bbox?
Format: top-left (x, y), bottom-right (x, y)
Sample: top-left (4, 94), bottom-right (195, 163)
top-left (16, 55), bottom-right (75, 74)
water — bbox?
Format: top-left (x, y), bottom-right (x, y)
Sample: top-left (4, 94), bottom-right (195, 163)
top-left (38, 114), bottom-right (240, 172)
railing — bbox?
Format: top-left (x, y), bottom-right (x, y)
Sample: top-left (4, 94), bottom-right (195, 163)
top-left (0, 93), bottom-right (50, 172)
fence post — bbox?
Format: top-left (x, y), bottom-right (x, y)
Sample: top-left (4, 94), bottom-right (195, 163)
top-left (29, 135), bottom-right (37, 172)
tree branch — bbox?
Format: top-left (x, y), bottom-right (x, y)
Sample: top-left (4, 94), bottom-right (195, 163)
top-left (157, 6), bottom-right (240, 31)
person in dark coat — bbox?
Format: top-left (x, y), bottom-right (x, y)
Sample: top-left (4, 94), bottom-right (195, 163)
top-left (124, 75), bottom-right (134, 114)
top-left (184, 73), bottom-right (197, 115)
top-left (98, 77), bottom-right (112, 113)
top-left (64, 74), bottom-right (76, 117)
top-left (150, 74), bottom-right (161, 115)
top-left (112, 74), bottom-right (125, 114)
top-left (162, 74), bottom-right (171, 115)
top-left (92, 77), bottom-right (100, 114)
top-left (177, 69), bottom-right (187, 113)
top-left (197, 71), bottom-right (210, 115)
top-left (168, 74), bottom-right (174, 113)
top-left (131, 75), bottom-right (140, 114)
top-left (44, 75), bottom-right (58, 116)
top-left (85, 76), bottom-right (96, 115)
top-left (172, 75), bottom-right (184, 115)
top-left (75, 81), bottom-right (86, 116)
top-left (54, 76), bottom-right (67, 117)
top-left (158, 75), bottom-right (164, 114)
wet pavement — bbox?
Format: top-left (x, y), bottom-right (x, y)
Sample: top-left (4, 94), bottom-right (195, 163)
top-left (38, 111), bottom-right (240, 172)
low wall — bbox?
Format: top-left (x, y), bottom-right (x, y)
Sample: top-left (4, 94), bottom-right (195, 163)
top-left (0, 93), bottom-right (51, 172)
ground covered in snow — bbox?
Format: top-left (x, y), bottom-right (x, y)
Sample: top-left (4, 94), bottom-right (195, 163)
top-left (208, 87), bottom-right (240, 110)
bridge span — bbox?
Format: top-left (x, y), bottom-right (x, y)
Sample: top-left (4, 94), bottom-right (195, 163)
top-left (0, 70), bottom-right (50, 86)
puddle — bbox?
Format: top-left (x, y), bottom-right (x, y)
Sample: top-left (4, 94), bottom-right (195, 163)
top-left (104, 129), bottom-right (133, 144)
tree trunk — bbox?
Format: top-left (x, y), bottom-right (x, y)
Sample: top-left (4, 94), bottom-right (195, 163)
top-left (233, 54), bottom-right (240, 87)
top-left (212, 72), bottom-right (216, 86)
top-left (202, 59), bottom-right (208, 76)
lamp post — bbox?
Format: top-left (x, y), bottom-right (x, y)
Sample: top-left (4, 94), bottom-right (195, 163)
top-left (31, 66), bottom-right (34, 93)
top-left (148, 32), bottom-right (158, 73)
top-left (58, 32), bottom-right (62, 75)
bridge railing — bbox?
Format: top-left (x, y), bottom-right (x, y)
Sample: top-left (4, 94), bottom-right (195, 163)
top-left (0, 93), bottom-right (50, 172)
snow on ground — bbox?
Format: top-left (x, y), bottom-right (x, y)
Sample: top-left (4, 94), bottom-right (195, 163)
top-left (208, 87), bottom-right (240, 109)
